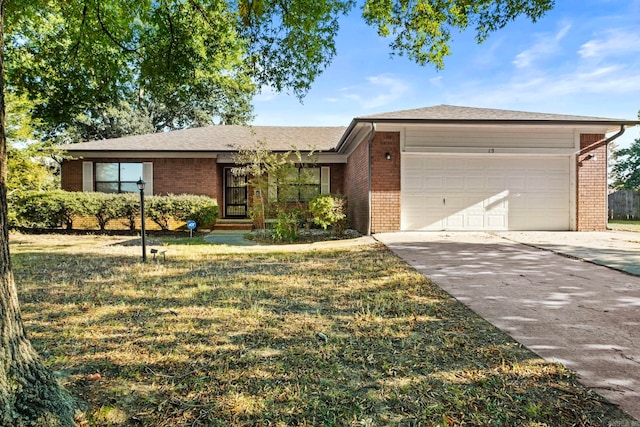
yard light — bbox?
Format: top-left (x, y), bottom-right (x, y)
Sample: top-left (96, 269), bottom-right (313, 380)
top-left (137, 178), bottom-right (147, 262)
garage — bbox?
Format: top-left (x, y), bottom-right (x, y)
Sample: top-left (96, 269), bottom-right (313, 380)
top-left (401, 154), bottom-right (571, 231)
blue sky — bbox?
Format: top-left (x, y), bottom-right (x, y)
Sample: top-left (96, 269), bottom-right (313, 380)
top-left (251, 0), bottom-right (640, 148)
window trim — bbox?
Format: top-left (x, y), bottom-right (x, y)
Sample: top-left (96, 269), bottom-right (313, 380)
top-left (94, 162), bottom-right (144, 194)
top-left (274, 166), bottom-right (322, 202)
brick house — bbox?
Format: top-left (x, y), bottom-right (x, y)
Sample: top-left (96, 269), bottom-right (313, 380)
top-left (61, 105), bottom-right (639, 234)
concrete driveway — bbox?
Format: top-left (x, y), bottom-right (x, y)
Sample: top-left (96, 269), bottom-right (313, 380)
top-left (375, 231), bottom-right (640, 420)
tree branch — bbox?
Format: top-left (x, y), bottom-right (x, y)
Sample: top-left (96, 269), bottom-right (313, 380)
top-left (95, 0), bottom-right (137, 54)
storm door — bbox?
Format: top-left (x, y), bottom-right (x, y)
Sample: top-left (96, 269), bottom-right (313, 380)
top-left (224, 168), bottom-right (247, 218)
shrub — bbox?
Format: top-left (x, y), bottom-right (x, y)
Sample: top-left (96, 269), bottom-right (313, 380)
top-left (82, 193), bottom-right (124, 230)
top-left (118, 193), bottom-right (140, 230)
top-left (172, 194), bottom-right (219, 226)
top-left (12, 190), bottom-right (86, 229)
top-left (309, 194), bottom-right (346, 234)
top-left (272, 210), bottom-right (302, 242)
top-left (146, 195), bottom-right (175, 230)
top-left (10, 191), bottom-right (219, 231)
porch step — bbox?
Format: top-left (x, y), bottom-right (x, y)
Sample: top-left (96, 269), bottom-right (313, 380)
top-left (214, 219), bottom-right (253, 231)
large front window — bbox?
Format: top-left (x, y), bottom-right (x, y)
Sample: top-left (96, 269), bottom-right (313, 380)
top-left (95, 162), bottom-right (143, 193)
top-left (278, 167), bottom-right (321, 202)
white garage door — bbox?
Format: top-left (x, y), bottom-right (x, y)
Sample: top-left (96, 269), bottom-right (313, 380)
top-left (401, 155), bottom-right (571, 231)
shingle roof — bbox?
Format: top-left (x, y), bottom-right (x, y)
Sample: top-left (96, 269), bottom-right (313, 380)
top-left (358, 104), bottom-right (636, 123)
top-left (63, 105), bottom-right (639, 154)
top-left (63, 125), bottom-right (347, 152)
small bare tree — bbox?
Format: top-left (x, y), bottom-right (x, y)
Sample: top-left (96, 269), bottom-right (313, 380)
top-left (231, 141), bottom-right (317, 237)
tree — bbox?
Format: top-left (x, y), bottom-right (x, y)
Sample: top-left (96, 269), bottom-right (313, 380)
top-left (0, 0), bottom-right (555, 424)
top-left (6, 92), bottom-right (58, 193)
top-left (6, 1), bottom-right (257, 139)
top-left (231, 141), bottom-right (317, 238)
top-left (611, 137), bottom-right (640, 191)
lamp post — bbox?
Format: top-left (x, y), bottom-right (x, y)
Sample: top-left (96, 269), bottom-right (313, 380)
top-left (137, 178), bottom-right (147, 262)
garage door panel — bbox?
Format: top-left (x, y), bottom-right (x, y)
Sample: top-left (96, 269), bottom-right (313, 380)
top-left (401, 155), bottom-right (570, 231)
top-left (445, 177), bottom-right (465, 190)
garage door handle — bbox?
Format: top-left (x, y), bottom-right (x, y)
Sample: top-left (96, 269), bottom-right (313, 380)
top-left (443, 198), bottom-right (445, 206)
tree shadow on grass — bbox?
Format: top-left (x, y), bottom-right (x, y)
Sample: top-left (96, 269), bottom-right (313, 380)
top-left (13, 246), bottom-right (635, 426)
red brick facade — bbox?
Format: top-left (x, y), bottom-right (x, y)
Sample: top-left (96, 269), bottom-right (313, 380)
top-left (576, 134), bottom-right (608, 231)
top-left (343, 131), bottom-right (401, 234)
top-left (344, 136), bottom-right (370, 234)
top-left (61, 158), bottom-right (221, 199)
top-left (61, 131), bottom-right (610, 233)
top-left (370, 132), bottom-right (401, 233)
top-left (62, 158), bottom-right (347, 220)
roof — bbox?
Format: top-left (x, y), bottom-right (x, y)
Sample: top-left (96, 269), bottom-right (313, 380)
top-left (63, 125), bottom-right (347, 153)
top-left (358, 104), bottom-right (638, 124)
top-left (63, 105), bottom-right (640, 155)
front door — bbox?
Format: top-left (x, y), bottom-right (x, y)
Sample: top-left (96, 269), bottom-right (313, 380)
top-left (224, 168), bottom-right (248, 218)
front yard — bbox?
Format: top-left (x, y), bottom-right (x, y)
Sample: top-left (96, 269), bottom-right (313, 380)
top-left (11, 233), bottom-right (634, 426)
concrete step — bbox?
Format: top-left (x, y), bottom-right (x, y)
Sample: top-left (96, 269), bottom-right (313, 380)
top-left (214, 219), bottom-right (253, 231)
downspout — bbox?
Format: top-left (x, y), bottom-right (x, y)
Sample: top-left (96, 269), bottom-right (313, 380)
top-left (578, 125), bottom-right (626, 155)
top-left (367, 122), bottom-right (376, 236)
top-left (574, 125), bottom-right (626, 231)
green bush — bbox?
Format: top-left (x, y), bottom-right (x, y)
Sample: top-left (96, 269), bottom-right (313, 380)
top-left (146, 195), bottom-right (175, 231)
top-left (11, 190), bottom-right (86, 229)
top-left (173, 194), bottom-right (219, 226)
top-left (10, 191), bottom-right (219, 231)
top-left (272, 210), bottom-right (301, 242)
top-left (309, 194), bottom-right (346, 234)
top-left (82, 192), bottom-right (121, 230)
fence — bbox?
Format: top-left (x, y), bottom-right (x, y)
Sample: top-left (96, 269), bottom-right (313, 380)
top-left (608, 190), bottom-right (640, 219)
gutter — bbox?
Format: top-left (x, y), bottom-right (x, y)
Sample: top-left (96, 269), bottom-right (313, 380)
top-left (578, 125), bottom-right (626, 155)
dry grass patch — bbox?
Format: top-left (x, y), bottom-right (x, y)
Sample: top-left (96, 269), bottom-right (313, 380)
top-left (11, 233), bottom-right (634, 426)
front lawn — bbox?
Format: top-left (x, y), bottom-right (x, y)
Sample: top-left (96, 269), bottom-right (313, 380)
top-left (11, 233), bottom-right (633, 426)
top-left (609, 219), bottom-right (640, 232)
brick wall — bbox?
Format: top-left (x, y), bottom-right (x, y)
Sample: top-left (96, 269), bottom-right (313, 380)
top-left (370, 132), bottom-right (401, 233)
top-left (61, 158), bottom-right (221, 200)
top-left (344, 138), bottom-right (370, 234)
top-left (576, 134), bottom-right (607, 231)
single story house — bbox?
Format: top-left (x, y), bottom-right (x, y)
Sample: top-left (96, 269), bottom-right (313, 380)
top-left (61, 105), bottom-right (640, 234)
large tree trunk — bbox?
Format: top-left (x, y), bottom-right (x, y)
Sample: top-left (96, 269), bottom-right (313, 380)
top-left (0, 2), bottom-right (79, 425)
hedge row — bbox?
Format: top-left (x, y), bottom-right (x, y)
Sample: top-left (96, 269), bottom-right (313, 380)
top-left (9, 190), bottom-right (219, 231)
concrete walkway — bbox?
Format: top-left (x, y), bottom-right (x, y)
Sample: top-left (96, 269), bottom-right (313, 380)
top-left (499, 231), bottom-right (640, 276)
top-left (375, 231), bottom-right (640, 420)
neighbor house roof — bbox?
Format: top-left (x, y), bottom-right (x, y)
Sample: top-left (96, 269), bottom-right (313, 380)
top-left (63, 125), bottom-right (347, 153)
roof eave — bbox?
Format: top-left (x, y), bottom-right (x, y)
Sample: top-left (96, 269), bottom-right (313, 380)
top-left (353, 117), bottom-right (640, 127)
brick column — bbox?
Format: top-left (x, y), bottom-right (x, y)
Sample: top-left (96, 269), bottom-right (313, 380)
top-left (576, 134), bottom-right (607, 231)
top-left (370, 132), bottom-right (401, 233)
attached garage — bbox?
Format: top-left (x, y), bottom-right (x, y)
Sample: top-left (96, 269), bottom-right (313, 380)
top-left (401, 154), bottom-right (571, 231)
top-left (336, 105), bottom-right (640, 234)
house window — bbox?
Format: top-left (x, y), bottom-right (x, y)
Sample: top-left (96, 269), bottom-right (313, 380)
top-left (95, 162), bottom-right (143, 193)
top-left (278, 167), bottom-right (321, 202)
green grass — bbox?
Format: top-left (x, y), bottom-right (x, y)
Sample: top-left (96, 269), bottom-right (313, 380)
top-left (10, 233), bottom-right (634, 426)
top-left (609, 219), bottom-right (640, 232)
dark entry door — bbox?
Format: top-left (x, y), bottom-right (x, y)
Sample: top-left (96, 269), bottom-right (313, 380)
top-left (224, 168), bottom-right (247, 217)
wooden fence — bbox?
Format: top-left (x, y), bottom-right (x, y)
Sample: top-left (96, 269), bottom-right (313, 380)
top-left (608, 190), bottom-right (640, 219)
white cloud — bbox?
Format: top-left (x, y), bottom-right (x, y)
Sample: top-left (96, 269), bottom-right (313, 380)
top-left (253, 85), bottom-right (278, 102)
top-left (336, 74), bottom-right (411, 110)
top-left (429, 76), bottom-right (444, 88)
top-left (579, 29), bottom-right (640, 59)
top-left (513, 23), bottom-right (572, 69)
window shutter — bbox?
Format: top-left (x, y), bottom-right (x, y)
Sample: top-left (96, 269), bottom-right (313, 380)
top-left (143, 162), bottom-right (153, 195)
top-left (82, 162), bottom-right (93, 192)
top-left (268, 174), bottom-right (277, 201)
top-left (320, 167), bottom-right (330, 194)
